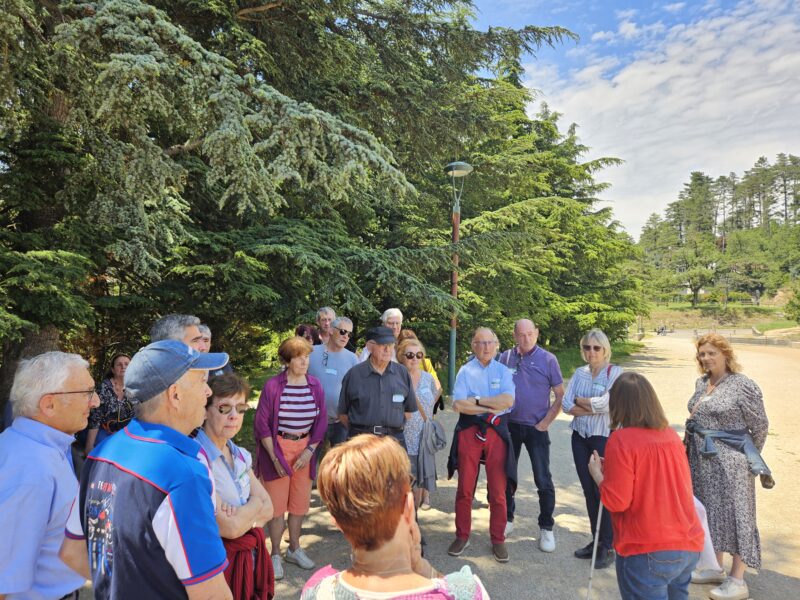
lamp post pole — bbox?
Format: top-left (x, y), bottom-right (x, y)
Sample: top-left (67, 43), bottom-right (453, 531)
top-left (444, 161), bottom-right (473, 395)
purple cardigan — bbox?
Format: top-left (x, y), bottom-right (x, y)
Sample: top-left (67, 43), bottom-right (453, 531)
top-left (253, 370), bottom-right (327, 481)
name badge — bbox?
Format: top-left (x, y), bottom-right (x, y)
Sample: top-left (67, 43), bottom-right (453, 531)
top-left (490, 379), bottom-right (501, 390)
top-left (392, 394), bottom-right (405, 403)
top-left (325, 367), bottom-right (338, 375)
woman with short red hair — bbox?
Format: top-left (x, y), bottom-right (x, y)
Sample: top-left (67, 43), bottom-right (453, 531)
top-left (302, 435), bottom-right (489, 599)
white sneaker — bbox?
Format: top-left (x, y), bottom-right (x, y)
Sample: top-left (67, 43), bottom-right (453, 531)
top-left (692, 568), bottom-right (727, 584)
top-left (286, 546), bottom-right (315, 570)
top-left (709, 577), bottom-right (749, 600)
top-left (538, 528), bottom-right (555, 552)
top-left (504, 521), bottom-right (515, 537)
top-left (271, 554), bottom-right (284, 580)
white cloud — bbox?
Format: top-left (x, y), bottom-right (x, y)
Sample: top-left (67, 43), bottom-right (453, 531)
top-left (664, 2), bottom-right (686, 13)
top-left (525, 0), bottom-right (800, 238)
top-left (615, 8), bottom-right (638, 19)
top-left (591, 30), bottom-right (616, 42)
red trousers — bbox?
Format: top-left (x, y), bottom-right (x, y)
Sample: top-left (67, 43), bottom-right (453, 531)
top-left (455, 425), bottom-right (508, 544)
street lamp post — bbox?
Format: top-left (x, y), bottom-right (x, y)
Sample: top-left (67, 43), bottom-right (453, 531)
top-left (444, 161), bottom-right (473, 395)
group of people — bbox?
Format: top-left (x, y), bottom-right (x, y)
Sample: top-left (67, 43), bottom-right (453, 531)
top-left (0, 306), bottom-right (771, 600)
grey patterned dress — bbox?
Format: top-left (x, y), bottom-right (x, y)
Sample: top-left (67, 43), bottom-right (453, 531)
top-left (686, 372), bottom-right (769, 569)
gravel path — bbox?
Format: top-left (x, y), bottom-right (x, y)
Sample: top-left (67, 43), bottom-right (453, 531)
top-left (273, 333), bottom-right (800, 599)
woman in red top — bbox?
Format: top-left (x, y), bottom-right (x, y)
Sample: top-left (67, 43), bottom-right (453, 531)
top-left (588, 372), bottom-right (703, 600)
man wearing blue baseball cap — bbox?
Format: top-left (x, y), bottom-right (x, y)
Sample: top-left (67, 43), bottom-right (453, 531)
top-left (59, 340), bottom-right (233, 600)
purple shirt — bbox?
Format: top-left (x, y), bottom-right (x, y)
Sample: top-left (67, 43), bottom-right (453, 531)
top-left (498, 346), bottom-right (563, 425)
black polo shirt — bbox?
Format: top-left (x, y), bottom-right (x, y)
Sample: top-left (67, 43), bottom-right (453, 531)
top-left (338, 359), bottom-right (417, 430)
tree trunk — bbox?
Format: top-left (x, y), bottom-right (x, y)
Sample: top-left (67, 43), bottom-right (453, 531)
top-left (0, 325), bottom-right (61, 427)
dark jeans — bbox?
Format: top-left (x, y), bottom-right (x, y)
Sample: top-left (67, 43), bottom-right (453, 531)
top-left (571, 430), bottom-right (613, 550)
top-left (505, 422), bottom-right (555, 529)
top-left (315, 421), bottom-right (348, 470)
top-left (616, 551), bottom-right (700, 600)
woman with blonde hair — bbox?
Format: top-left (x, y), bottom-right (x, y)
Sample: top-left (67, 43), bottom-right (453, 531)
top-left (302, 435), bottom-right (488, 599)
top-left (685, 334), bottom-right (770, 600)
top-left (562, 328), bottom-right (623, 569)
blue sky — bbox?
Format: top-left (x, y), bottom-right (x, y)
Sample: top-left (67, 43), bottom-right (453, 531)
top-left (470, 0), bottom-right (800, 238)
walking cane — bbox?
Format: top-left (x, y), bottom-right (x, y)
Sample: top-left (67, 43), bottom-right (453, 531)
top-left (586, 501), bottom-right (604, 600)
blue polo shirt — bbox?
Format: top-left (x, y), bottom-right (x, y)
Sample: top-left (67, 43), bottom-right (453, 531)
top-left (65, 419), bottom-right (227, 599)
top-left (0, 417), bottom-right (85, 599)
top-left (453, 357), bottom-right (515, 416)
top-left (498, 346), bottom-right (564, 425)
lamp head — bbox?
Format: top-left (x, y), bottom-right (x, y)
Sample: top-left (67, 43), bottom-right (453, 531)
top-left (444, 161), bottom-right (473, 178)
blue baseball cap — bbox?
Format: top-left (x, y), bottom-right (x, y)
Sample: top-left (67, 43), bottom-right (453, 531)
top-left (124, 340), bottom-right (229, 405)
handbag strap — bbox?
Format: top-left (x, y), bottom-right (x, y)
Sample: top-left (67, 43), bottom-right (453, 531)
top-left (416, 396), bottom-right (429, 422)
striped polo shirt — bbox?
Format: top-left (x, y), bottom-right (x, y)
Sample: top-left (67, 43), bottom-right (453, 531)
top-left (278, 384), bottom-right (319, 435)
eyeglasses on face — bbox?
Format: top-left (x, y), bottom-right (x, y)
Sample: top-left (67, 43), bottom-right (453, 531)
top-left (404, 351), bottom-right (424, 360)
top-left (338, 328), bottom-right (352, 337)
top-left (473, 340), bottom-right (496, 347)
top-left (217, 403), bottom-right (249, 415)
top-left (48, 388), bottom-right (96, 403)
top-left (582, 344), bottom-right (603, 352)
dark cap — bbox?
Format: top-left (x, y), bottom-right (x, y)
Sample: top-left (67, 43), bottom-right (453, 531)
top-left (365, 326), bottom-right (396, 345)
top-left (124, 340), bottom-right (229, 405)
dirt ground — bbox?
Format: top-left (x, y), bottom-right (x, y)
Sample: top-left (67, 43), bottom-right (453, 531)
top-left (270, 333), bottom-right (800, 599)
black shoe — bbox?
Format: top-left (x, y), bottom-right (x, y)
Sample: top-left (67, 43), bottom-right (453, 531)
top-left (574, 541), bottom-right (595, 559)
top-left (594, 548), bottom-right (616, 569)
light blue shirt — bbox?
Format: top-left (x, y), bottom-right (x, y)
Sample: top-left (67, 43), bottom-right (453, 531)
top-left (562, 364), bottom-right (624, 437)
top-left (453, 358), bottom-right (515, 416)
top-left (195, 429), bottom-right (252, 507)
top-left (308, 344), bottom-right (359, 421)
top-left (0, 417), bottom-right (86, 599)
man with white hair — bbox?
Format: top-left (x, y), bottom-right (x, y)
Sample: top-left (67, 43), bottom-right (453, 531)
top-left (198, 323), bottom-right (233, 377)
top-left (59, 340), bottom-right (234, 600)
top-left (0, 352), bottom-right (99, 599)
top-left (315, 307), bottom-right (336, 345)
top-left (150, 313), bottom-right (205, 351)
top-left (359, 308), bottom-right (403, 362)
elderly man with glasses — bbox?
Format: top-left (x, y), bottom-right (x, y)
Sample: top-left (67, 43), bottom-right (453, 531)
top-left (446, 327), bottom-right (516, 564)
top-left (0, 352), bottom-right (100, 600)
top-left (308, 317), bottom-right (359, 451)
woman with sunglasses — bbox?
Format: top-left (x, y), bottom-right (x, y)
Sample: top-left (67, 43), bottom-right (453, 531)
top-left (196, 373), bottom-right (275, 600)
top-left (396, 338), bottom-right (441, 509)
top-left (255, 336), bottom-right (327, 580)
top-left (561, 328), bottom-right (623, 569)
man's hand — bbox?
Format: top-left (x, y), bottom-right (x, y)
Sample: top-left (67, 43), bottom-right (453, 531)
top-left (534, 419), bottom-right (550, 432)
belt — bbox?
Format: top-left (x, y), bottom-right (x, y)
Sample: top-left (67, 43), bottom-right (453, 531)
top-left (350, 425), bottom-right (404, 436)
top-left (278, 431), bottom-right (310, 440)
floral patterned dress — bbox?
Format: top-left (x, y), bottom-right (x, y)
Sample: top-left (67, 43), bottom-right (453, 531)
top-left (88, 378), bottom-right (134, 439)
top-left (686, 372), bottom-right (769, 569)
top-left (403, 371), bottom-right (436, 456)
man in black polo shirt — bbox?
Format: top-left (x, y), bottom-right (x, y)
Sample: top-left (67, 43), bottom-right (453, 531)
top-left (338, 326), bottom-right (417, 447)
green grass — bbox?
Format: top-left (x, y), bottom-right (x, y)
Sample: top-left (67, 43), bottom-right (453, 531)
top-left (757, 319), bottom-right (797, 332)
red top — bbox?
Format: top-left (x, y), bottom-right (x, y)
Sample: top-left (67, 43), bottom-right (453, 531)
top-left (600, 426), bottom-right (704, 557)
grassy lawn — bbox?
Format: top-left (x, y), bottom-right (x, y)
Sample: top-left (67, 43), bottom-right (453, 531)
top-left (644, 303), bottom-right (784, 330)
top-left (756, 319), bottom-right (798, 332)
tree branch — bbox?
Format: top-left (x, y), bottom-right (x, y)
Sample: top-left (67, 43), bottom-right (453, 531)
top-left (165, 139), bottom-right (203, 157)
top-left (236, 2), bottom-right (283, 21)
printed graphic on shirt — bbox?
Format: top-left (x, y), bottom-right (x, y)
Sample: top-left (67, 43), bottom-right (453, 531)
top-left (86, 479), bottom-right (116, 578)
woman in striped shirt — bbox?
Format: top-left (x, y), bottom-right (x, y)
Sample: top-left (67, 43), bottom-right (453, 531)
top-left (255, 336), bottom-right (327, 579)
top-left (561, 328), bottom-right (623, 570)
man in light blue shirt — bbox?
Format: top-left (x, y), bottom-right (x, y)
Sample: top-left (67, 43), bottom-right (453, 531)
top-left (0, 352), bottom-right (99, 600)
top-left (308, 316), bottom-right (359, 449)
top-left (446, 327), bottom-right (515, 563)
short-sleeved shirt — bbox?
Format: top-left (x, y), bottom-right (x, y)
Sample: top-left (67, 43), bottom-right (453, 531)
top-left (65, 419), bottom-right (227, 599)
top-left (497, 346), bottom-right (563, 425)
top-left (195, 429), bottom-right (252, 507)
top-left (453, 357), bottom-right (515, 417)
top-left (338, 360), bottom-right (418, 429)
top-left (0, 417), bottom-right (85, 600)
top-left (308, 345), bottom-right (359, 422)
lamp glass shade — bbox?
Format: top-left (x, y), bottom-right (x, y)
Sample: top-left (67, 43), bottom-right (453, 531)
top-left (444, 161), bottom-right (473, 178)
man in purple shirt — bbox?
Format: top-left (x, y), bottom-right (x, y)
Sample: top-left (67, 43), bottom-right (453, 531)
top-left (497, 319), bottom-right (564, 553)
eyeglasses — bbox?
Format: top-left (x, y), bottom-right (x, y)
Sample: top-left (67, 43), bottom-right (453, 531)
top-left (47, 388), bottom-right (96, 403)
top-left (338, 329), bottom-right (352, 337)
top-left (582, 344), bottom-right (603, 352)
top-left (473, 340), bottom-right (496, 347)
top-left (404, 351), bottom-right (424, 360)
top-left (217, 403), bottom-right (249, 415)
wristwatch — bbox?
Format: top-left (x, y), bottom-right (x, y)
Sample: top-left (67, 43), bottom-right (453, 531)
top-left (474, 395), bottom-right (481, 406)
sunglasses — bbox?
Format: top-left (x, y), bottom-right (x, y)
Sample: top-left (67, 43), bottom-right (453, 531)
top-left (217, 403), bottom-right (249, 415)
top-left (404, 351), bottom-right (424, 360)
top-left (338, 329), bottom-right (352, 337)
top-left (582, 344), bottom-right (603, 352)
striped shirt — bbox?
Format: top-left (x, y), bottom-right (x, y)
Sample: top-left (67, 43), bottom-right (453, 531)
top-left (278, 384), bottom-right (319, 435)
top-left (562, 364), bottom-right (623, 438)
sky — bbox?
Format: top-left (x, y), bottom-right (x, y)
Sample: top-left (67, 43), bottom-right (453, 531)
top-left (470, 0), bottom-right (800, 239)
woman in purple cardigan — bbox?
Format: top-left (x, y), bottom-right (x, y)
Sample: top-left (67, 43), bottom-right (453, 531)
top-left (254, 336), bottom-right (326, 580)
